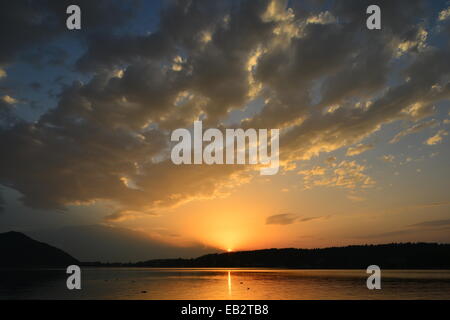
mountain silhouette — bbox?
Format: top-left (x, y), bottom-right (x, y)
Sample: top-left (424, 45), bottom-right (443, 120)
top-left (0, 231), bottom-right (79, 268)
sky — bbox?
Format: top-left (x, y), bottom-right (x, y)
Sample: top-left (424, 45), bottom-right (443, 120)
top-left (0, 0), bottom-right (449, 262)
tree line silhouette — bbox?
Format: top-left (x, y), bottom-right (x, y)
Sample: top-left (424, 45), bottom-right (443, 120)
top-left (84, 243), bottom-right (450, 269)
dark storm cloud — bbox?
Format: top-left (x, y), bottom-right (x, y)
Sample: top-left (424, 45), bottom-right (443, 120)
top-left (0, 121), bottom-right (167, 210)
top-left (75, 0), bottom-right (227, 73)
top-left (76, 0), bottom-right (276, 124)
top-left (76, 32), bottom-right (173, 72)
top-left (0, 0), bottom-right (449, 215)
top-left (0, 0), bottom-right (139, 67)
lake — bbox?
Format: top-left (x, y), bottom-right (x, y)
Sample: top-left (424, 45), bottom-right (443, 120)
top-left (1, 268), bottom-right (450, 300)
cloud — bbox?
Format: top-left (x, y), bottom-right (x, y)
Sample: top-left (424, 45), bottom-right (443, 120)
top-left (266, 213), bottom-right (327, 225)
top-left (103, 210), bottom-right (148, 223)
top-left (266, 213), bottom-right (298, 225)
top-left (299, 160), bottom-right (375, 190)
top-left (325, 156), bottom-right (337, 164)
top-left (0, 0), bottom-right (448, 216)
top-left (356, 217), bottom-right (450, 239)
top-left (1, 95), bottom-right (18, 105)
top-left (416, 201), bottom-right (450, 208)
top-left (0, 0), bottom-right (139, 67)
top-left (347, 192), bottom-right (366, 202)
top-left (0, 68), bottom-right (6, 79)
top-left (334, 161), bottom-right (375, 188)
top-left (298, 216), bottom-right (329, 223)
top-left (409, 219), bottom-right (450, 228)
top-left (380, 155), bottom-right (395, 163)
top-left (346, 143), bottom-right (374, 156)
top-left (389, 119), bottom-right (438, 143)
top-left (298, 166), bottom-right (326, 176)
top-left (439, 7), bottom-right (450, 21)
top-left (425, 129), bottom-right (448, 145)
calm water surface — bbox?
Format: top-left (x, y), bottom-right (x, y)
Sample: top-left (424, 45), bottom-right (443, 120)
top-left (1, 268), bottom-right (450, 300)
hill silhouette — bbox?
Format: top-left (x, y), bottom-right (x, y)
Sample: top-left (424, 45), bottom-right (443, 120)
top-left (2, 231), bottom-right (450, 269)
top-left (87, 243), bottom-right (450, 269)
top-left (0, 231), bottom-right (79, 268)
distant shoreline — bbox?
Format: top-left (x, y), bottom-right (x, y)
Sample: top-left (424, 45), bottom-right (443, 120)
top-left (3, 231), bottom-right (450, 269)
top-left (79, 243), bottom-right (450, 269)
top-left (81, 266), bottom-right (450, 270)
top-left (3, 267), bottom-right (450, 271)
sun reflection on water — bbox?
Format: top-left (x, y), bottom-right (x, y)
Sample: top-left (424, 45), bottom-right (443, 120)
top-left (227, 270), bottom-right (232, 296)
